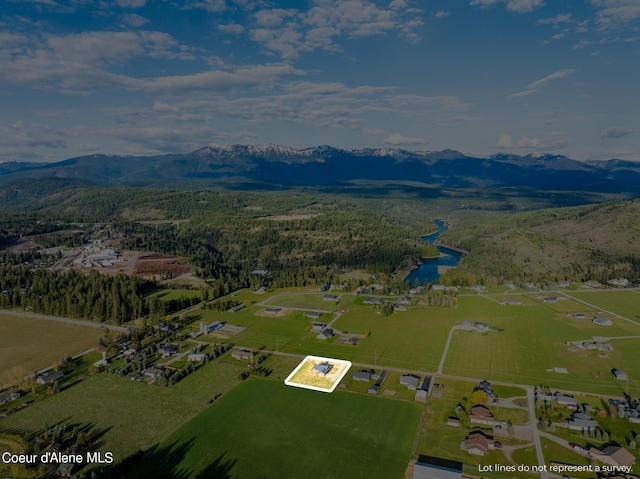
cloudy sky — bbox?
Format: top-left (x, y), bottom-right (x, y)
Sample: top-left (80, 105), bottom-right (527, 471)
top-left (1, 0), bottom-right (639, 163)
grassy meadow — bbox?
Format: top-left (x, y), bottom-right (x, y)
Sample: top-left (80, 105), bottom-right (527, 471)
top-left (0, 361), bottom-right (244, 461)
top-left (442, 295), bottom-right (640, 395)
top-left (125, 379), bottom-right (423, 479)
top-left (567, 290), bottom-right (640, 323)
top-left (0, 312), bottom-right (103, 378)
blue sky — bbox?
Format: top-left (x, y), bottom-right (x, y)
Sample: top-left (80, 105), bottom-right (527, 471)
top-left (1, 0), bottom-right (638, 162)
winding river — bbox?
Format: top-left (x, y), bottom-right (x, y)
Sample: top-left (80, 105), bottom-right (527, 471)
top-left (404, 219), bottom-right (463, 285)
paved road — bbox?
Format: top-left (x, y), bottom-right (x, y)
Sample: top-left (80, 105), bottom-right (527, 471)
top-left (0, 310), bottom-right (128, 332)
top-left (526, 386), bottom-right (548, 479)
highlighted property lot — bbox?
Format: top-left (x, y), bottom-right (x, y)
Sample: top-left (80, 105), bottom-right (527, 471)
top-left (284, 355), bottom-right (351, 393)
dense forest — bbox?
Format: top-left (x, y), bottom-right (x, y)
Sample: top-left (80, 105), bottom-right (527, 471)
top-left (2, 180), bottom-right (640, 297)
top-left (0, 262), bottom-right (150, 324)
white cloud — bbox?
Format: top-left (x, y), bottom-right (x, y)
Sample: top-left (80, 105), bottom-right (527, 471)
top-left (247, 0), bottom-right (424, 59)
top-left (470, 0), bottom-right (544, 13)
top-left (517, 136), bottom-right (540, 148)
top-left (184, 0), bottom-right (227, 12)
top-left (0, 30), bottom-right (255, 94)
top-left (601, 126), bottom-right (635, 139)
top-left (540, 33), bottom-right (565, 44)
top-left (507, 68), bottom-right (576, 98)
top-left (0, 120), bottom-right (67, 149)
top-left (116, 0), bottom-right (146, 7)
top-left (123, 14), bottom-right (149, 27)
top-left (510, 135), bottom-right (569, 150)
top-left (495, 134), bottom-right (513, 148)
top-left (383, 133), bottom-right (428, 145)
top-left (528, 69), bottom-right (576, 89)
top-left (536, 13), bottom-right (572, 25)
top-left (141, 63), bottom-right (302, 95)
top-left (386, 94), bottom-right (471, 113)
top-left (434, 11), bottom-right (450, 18)
top-left (254, 8), bottom-right (297, 27)
top-left (590, 0), bottom-right (640, 27)
top-left (149, 81), bottom-right (399, 131)
top-left (363, 127), bottom-right (384, 135)
top-left (218, 23), bottom-right (245, 34)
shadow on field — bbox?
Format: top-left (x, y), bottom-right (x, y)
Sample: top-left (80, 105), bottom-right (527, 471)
top-left (106, 439), bottom-right (239, 479)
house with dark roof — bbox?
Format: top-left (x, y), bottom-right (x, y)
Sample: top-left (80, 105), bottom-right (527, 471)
top-left (159, 343), bottom-right (179, 357)
top-left (208, 321), bottom-right (223, 332)
top-left (310, 323), bottom-right (326, 333)
top-left (313, 363), bottom-right (333, 376)
top-left (556, 394), bottom-right (579, 408)
top-left (353, 371), bottom-right (373, 382)
top-left (363, 297), bottom-right (383, 305)
top-left (264, 307), bottom-right (281, 315)
top-left (304, 311), bottom-right (322, 319)
top-left (613, 369), bottom-right (628, 380)
top-left (477, 379), bottom-right (494, 399)
top-left (232, 348), bottom-right (253, 360)
top-left (472, 322), bottom-right (489, 332)
top-left (0, 391), bottom-right (21, 404)
top-left (567, 411), bottom-right (598, 431)
top-left (316, 328), bottom-right (334, 340)
top-left (227, 303), bottom-right (245, 313)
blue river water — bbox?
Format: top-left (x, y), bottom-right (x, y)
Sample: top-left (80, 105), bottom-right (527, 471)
top-left (404, 219), bottom-right (463, 285)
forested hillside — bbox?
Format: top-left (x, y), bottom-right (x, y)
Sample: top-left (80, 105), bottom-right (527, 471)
top-left (440, 200), bottom-right (640, 284)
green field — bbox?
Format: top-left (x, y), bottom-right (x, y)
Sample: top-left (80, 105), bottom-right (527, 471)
top-left (0, 361), bottom-right (244, 461)
top-left (442, 296), bottom-right (640, 395)
top-left (126, 379), bottom-right (423, 479)
top-left (266, 291), bottom-right (355, 311)
top-left (0, 312), bottom-right (103, 379)
top-left (150, 288), bottom-right (204, 302)
top-left (187, 290), bottom-right (640, 391)
top-left (284, 306), bottom-right (454, 370)
top-left (567, 290), bottom-right (640, 323)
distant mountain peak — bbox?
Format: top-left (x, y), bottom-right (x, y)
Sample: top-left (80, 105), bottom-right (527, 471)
top-left (2, 142), bottom-right (639, 193)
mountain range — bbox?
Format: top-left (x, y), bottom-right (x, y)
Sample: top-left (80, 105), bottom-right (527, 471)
top-left (1, 144), bottom-right (640, 193)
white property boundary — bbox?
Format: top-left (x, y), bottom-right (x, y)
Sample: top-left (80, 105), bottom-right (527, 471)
top-left (284, 355), bottom-right (352, 393)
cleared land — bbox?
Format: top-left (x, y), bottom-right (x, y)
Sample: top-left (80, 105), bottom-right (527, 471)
top-left (286, 356), bottom-right (350, 391)
top-left (0, 312), bottom-right (103, 377)
top-left (443, 296), bottom-right (640, 395)
top-left (0, 361), bottom-right (244, 461)
top-left (567, 290), bottom-right (640, 323)
top-left (125, 379), bottom-right (423, 479)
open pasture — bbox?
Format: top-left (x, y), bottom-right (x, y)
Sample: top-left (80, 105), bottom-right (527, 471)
top-left (283, 307), bottom-right (455, 371)
top-left (125, 379), bottom-right (422, 479)
top-left (0, 313), bottom-right (103, 377)
top-left (443, 296), bottom-right (640, 395)
top-left (529, 295), bottom-right (598, 314)
top-left (567, 290), bottom-right (640, 323)
top-left (0, 361), bottom-right (244, 461)
top-left (149, 288), bottom-right (203, 302)
top-left (187, 307), bottom-right (312, 351)
top-left (265, 291), bottom-right (355, 311)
